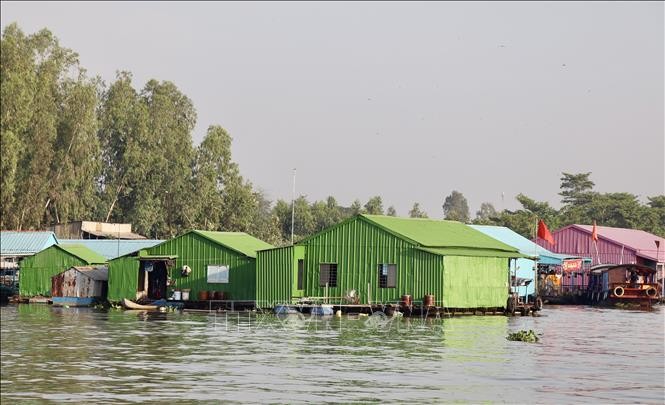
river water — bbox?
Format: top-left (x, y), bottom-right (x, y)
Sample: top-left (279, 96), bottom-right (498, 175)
top-left (1, 304), bottom-right (663, 404)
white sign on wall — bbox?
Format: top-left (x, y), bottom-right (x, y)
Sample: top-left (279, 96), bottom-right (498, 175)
top-left (207, 265), bottom-right (229, 283)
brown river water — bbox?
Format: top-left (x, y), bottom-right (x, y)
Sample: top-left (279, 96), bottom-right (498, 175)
top-left (1, 304), bottom-right (663, 404)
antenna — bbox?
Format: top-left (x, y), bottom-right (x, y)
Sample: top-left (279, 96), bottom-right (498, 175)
top-left (291, 168), bottom-right (296, 244)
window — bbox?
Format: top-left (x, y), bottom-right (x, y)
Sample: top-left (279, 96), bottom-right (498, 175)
top-left (319, 263), bottom-right (337, 287)
top-left (297, 259), bottom-right (304, 290)
top-left (207, 265), bottom-right (229, 283)
top-left (378, 264), bottom-right (397, 288)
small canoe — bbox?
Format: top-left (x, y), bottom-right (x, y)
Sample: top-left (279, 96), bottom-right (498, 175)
top-left (122, 298), bottom-right (158, 310)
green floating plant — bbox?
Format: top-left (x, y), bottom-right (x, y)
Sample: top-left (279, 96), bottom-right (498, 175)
top-left (507, 329), bottom-right (540, 343)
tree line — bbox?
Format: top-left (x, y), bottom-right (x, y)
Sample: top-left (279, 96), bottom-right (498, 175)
top-left (2, 24), bottom-right (663, 244)
top-left (443, 172), bottom-right (665, 238)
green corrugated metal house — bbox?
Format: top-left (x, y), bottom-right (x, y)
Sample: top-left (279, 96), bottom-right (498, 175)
top-left (19, 244), bottom-right (107, 297)
top-left (256, 214), bottom-right (527, 309)
top-left (107, 230), bottom-right (273, 302)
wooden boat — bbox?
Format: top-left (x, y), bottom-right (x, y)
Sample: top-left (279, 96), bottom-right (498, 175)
top-left (122, 298), bottom-right (158, 310)
top-left (586, 264), bottom-right (660, 309)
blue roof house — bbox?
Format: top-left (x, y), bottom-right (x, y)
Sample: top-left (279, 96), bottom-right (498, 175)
top-left (470, 225), bottom-right (589, 297)
top-left (1, 231), bottom-right (59, 269)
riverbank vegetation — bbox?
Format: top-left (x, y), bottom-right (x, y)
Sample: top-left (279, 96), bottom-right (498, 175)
top-left (2, 24), bottom-right (663, 243)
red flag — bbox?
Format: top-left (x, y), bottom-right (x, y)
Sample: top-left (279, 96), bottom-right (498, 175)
top-left (537, 219), bottom-right (555, 245)
top-left (591, 221), bottom-right (598, 242)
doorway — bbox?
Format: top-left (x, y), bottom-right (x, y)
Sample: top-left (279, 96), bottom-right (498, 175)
top-left (139, 260), bottom-right (168, 300)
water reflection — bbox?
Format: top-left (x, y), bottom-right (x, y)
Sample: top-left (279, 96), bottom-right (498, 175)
top-left (1, 305), bottom-right (663, 403)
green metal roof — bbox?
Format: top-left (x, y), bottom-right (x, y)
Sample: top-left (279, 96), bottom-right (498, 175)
top-left (360, 215), bottom-right (520, 252)
top-left (417, 247), bottom-right (531, 259)
top-left (58, 244), bottom-right (107, 264)
top-left (193, 231), bottom-right (274, 258)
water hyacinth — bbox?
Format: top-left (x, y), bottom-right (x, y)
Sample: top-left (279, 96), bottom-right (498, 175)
top-left (507, 329), bottom-right (540, 343)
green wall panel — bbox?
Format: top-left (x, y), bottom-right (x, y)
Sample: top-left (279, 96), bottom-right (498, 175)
top-left (107, 256), bottom-right (140, 302)
top-left (107, 233), bottom-right (258, 302)
top-left (443, 256), bottom-right (509, 308)
top-left (19, 247), bottom-right (88, 297)
top-left (302, 217), bottom-right (436, 305)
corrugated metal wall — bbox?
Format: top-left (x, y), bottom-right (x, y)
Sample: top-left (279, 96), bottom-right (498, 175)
top-left (256, 246), bottom-right (294, 307)
top-left (108, 256), bottom-right (140, 301)
top-left (443, 256), bottom-right (509, 308)
top-left (411, 249), bottom-right (444, 306)
top-left (542, 227), bottom-right (639, 266)
top-left (19, 248), bottom-right (88, 297)
top-left (107, 233), bottom-right (257, 302)
top-left (303, 217), bottom-right (432, 305)
top-left (52, 269), bottom-right (105, 298)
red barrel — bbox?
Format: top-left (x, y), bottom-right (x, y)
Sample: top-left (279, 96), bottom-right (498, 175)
top-left (424, 294), bottom-right (435, 307)
top-left (401, 294), bottom-right (412, 307)
top-left (198, 290), bottom-right (210, 301)
top-left (213, 291), bottom-right (224, 300)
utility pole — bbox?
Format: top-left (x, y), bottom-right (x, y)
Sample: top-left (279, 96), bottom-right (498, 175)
top-left (291, 168), bottom-right (296, 244)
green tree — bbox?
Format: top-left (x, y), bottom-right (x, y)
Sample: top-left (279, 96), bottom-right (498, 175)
top-left (364, 196), bottom-right (384, 215)
top-left (386, 206), bottom-right (397, 216)
top-left (408, 202), bottom-right (428, 218)
top-left (249, 190), bottom-right (284, 246)
top-left (10, 27), bottom-right (80, 229)
top-left (646, 196), bottom-right (665, 237)
top-left (475, 202), bottom-right (497, 223)
top-left (45, 73), bottom-right (102, 224)
top-left (0, 23), bottom-right (34, 228)
top-left (559, 172), bottom-right (595, 206)
top-left (292, 195), bottom-right (315, 239)
top-left (135, 80), bottom-right (197, 237)
top-left (349, 199), bottom-right (363, 215)
top-left (272, 199), bottom-right (292, 240)
top-left (442, 190), bottom-right (470, 222)
top-left (191, 125), bottom-right (236, 229)
top-left (97, 71), bottom-right (150, 224)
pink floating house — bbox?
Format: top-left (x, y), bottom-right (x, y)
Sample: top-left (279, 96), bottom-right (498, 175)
top-left (536, 224), bottom-right (665, 285)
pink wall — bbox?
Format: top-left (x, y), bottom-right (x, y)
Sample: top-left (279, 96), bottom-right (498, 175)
top-left (536, 226), bottom-right (639, 267)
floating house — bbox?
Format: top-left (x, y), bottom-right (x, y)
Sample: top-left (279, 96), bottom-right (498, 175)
top-left (536, 224), bottom-right (665, 286)
top-left (256, 215), bottom-right (527, 310)
top-left (59, 239), bottom-right (164, 260)
top-left (0, 231), bottom-right (59, 269)
top-left (19, 244), bottom-right (107, 297)
top-left (470, 225), bottom-right (589, 298)
top-left (51, 266), bottom-right (108, 307)
top-left (107, 231), bottom-right (273, 303)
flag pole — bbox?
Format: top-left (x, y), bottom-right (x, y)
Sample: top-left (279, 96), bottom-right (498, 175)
top-left (290, 168), bottom-right (296, 244)
top-left (532, 217), bottom-right (538, 305)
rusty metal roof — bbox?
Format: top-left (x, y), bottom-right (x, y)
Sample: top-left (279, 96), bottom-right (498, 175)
top-left (69, 266), bottom-right (109, 281)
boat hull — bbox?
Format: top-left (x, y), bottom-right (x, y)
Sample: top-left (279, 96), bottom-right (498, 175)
top-left (52, 297), bottom-right (97, 307)
top-left (122, 298), bottom-right (158, 310)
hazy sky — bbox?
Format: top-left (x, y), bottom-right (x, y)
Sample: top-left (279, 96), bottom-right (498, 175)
top-left (2, 2), bottom-right (663, 217)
